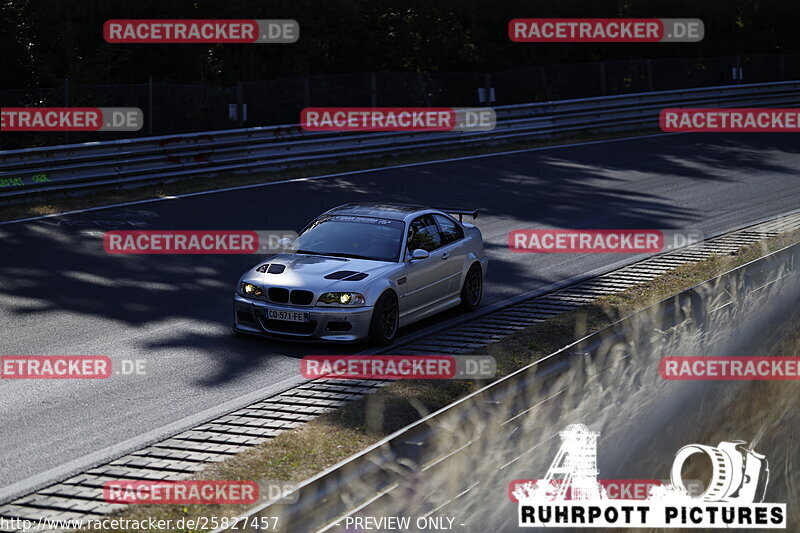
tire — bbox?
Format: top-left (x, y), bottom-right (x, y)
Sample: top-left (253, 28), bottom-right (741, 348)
top-left (369, 291), bottom-right (399, 345)
top-left (460, 263), bottom-right (483, 312)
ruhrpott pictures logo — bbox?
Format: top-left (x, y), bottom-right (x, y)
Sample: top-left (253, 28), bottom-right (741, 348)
top-left (514, 424), bottom-right (786, 528)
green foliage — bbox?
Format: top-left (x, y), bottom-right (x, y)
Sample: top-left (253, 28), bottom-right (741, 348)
top-left (0, 0), bottom-right (795, 89)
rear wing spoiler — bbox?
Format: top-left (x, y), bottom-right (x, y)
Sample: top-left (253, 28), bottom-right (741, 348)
top-left (435, 207), bottom-right (479, 223)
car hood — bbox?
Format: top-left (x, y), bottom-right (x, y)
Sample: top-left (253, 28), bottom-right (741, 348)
top-left (243, 253), bottom-right (396, 292)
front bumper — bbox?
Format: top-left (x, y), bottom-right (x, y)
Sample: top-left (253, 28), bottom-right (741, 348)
top-left (233, 293), bottom-right (374, 343)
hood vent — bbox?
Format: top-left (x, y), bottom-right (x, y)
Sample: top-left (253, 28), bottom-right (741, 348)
top-left (324, 270), bottom-right (357, 280)
top-left (255, 263), bottom-right (286, 274)
top-left (324, 271), bottom-right (369, 281)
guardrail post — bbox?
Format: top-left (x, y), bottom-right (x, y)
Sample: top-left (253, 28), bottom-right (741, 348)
top-left (418, 73), bottom-right (430, 106)
top-left (483, 73), bottom-right (493, 105)
top-left (148, 76), bottom-right (154, 136)
top-left (736, 55), bottom-right (742, 83)
top-left (236, 82), bottom-right (244, 128)
top-left (538, 66), bottom-right (551, 100)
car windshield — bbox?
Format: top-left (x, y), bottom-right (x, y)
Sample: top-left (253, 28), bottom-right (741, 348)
top-left (290, 215), bottom-right (405, 262)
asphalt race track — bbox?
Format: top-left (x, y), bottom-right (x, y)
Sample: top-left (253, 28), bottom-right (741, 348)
top-left (1, 132), bottom-right (799, 490)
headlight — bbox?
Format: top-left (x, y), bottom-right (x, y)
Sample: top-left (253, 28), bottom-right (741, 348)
top-left (240, 282), bottom-right (265, 298)
top-left (318, 292), bottom-right (366, 305)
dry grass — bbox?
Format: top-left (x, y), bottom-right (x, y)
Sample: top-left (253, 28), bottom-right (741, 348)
top-left (489, 229), bottom-right (800, 377)
top-left (601, 287), bottom-right (800, 532)
top-left (353, 238), bottom-right (800, 532)
top-left (630, 333), bottom-right (800, 533)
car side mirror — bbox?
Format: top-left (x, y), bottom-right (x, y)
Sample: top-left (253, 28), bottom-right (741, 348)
top-left (278, 237), bottom-right (293, 249)
top-left (411, 249), bottom-right (430, 260)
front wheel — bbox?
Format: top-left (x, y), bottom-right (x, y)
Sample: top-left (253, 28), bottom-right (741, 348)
top-left (369, 291), bottom-right (399, 345)
top-left (460, 264), bottom-right (483, 312)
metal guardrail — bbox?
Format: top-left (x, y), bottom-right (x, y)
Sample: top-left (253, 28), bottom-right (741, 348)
top-left (219, 240), bottom-right (800, 532)
top-left (1, 80), bottom-right (799, 201)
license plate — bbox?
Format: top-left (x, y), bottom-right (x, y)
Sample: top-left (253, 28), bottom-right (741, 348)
top-left (267, 309), bottom-right (309, 323)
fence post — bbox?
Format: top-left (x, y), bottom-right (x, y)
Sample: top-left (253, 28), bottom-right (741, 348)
top-left (63, 78), bottom-right (70, 144)
top-left (736, 55), bottom-right (742, 83)
top-left (370, 73), bottom-right (377, 107)
top-left (538, 66), bottom-right (551, 100)
top-left (148, 76), bottom-right (154, 136)
top-left (418, 73), bottom-right (430, 106)
top-left (236, 82), bottom-right (244, 128)
top-left (599, 62), bottom-right (607, 95)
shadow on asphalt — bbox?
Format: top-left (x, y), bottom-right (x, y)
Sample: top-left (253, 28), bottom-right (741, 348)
top-left (1, 133), bottom-right (798, 386)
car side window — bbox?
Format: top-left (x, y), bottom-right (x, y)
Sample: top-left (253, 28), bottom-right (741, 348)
top-left (407, 215), bottom-right (442, 252)
top-left (433, 214), bottom-right (464, 245)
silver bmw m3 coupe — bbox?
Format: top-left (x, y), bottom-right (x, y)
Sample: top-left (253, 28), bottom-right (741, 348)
top-left (233, 202), bottom-right (488, 344)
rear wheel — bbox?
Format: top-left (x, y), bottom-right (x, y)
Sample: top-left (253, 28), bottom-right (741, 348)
top-left (369, 291), bottom-right (399, 345)
top-left (460, 264), bottom-right (483, 311)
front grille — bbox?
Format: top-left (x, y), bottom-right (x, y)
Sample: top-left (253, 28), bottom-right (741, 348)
top-left (267, 288), bottom-right (313, 305)
top-left (268, 287), bottom-right (289, 303)
top-left (290, 290), bottom-right (314, 305)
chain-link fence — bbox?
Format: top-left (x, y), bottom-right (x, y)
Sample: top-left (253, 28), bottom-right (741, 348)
top-left (2, 53), bottom-right (799, 150)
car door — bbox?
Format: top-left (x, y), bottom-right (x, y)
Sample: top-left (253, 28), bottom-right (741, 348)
top-left (404, 214), bottom-right (450, 316)
top-left (432, 213), bottom-right (468, 298)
